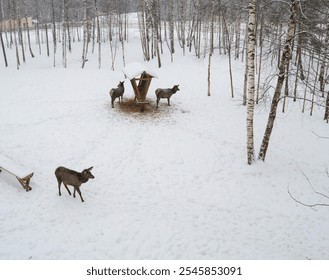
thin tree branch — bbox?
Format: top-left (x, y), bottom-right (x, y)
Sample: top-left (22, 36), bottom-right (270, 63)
top-left (277, 95), bottom-right (326, 108)
top-left (287, 186), bottom-right (329, 210)
top-left (311, 131), bottom-right (329, 139)
top-left (300, 169), bottom-right (329, 200)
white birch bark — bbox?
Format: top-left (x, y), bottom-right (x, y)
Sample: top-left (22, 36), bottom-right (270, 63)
top-left (94, 0), bottom-right (101, 68)
top-left (207, 0), bottom-right (215, 97)
top-left (246, 0), bottom-right (256, 165)
top-left (51, 0), bottom-right (56, 67)
top-left (82, 0), bottom-right (89, 68)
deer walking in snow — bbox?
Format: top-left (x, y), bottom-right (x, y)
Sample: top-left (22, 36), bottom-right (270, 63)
top-left (155, 85), bottom-right (180, 108)
top-left (55, 166), bottom-right (95, 203)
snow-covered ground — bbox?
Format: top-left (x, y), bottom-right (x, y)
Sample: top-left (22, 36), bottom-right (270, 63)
top-left (1, 21), bottom-right (329, 260)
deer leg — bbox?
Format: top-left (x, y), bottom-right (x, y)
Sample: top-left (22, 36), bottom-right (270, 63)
top-left (75, 187), bottom-right (84, 202)
top-left (64, 184), bottom-right (71, 195)
top-left (111, 97), bottom-right (115, 108)
top-left (57, 179), bottom-right (62, 196)
top-left (156, 97), bottom-right (160, 108)
top-left (167, 97), bottom-right (171, 106)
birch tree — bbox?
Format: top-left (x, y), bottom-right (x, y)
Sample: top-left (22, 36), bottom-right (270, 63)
top-left (34, 0), bottom-right (41, 55)
top-left (23, 0), bottom-right (34, 58)
top-left (82, 0), bottom-right (90, 68)
top-left (51, 0), bottom-right (57, 66)
top-left (0, 0), bottom-right (8, 66)
top-left (151, 0), bottom-right (161, 67)
top-left (223, 15), bottom-right (234, 98)
top-left (15, 0), bottom-right (25, 64)
top-left (138, 0), bottom-right (150, 61)
top-left (9, 0), bottom-right (20, 69)
top-left (319, 8), bottom-right (329, 95)
top-left (168, 0), bottom-right (174, 61)
top-left (207, 0), bottom-right (215, 97)
top-left (94, 0), bottom-right (101, 68)
top-left (246, 0), bottom-right (256, 165)
top-left (62, 0), bottom-right (68, 67)
top-left (258, 0), bottom-right (298, 161)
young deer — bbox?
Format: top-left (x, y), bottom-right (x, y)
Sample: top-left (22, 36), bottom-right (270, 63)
top-left (55, 166), bottom-right (95, 203)
top-left (155, 85), bottom-right (180, 108)
top-left (109, 81), bottom-right (125, 108)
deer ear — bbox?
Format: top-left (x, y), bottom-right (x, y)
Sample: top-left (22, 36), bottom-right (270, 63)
top-left (88, 166), bottom-right (93, 170)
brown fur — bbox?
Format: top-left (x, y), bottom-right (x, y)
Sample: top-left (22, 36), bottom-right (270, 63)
top-left (155, 85), bottom-right (180, 108)
top-left (55, 166), bottom-right (94, 202)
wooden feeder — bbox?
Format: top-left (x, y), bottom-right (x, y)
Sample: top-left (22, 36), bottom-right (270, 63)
top-left (123, 62), bottom-right (158, 112)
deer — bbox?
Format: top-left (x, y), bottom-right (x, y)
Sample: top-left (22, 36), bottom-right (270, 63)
top-left (155, 85), bottom-right (180, 108)
top-left (109, 81), bottom-right (125, 108)
top-left (55, 166), bottom-right (95, 203)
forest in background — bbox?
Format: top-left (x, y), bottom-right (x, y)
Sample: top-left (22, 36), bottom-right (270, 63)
top-left (0, 0), bottom-right (329, 164)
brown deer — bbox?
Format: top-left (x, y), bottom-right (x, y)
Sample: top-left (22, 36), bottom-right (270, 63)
top-left (55, 166), bottom-right (95, 202)
top-left (155, 85), bottom-right (180, 108)
top-left (109, 81), bottom-right (125, 108)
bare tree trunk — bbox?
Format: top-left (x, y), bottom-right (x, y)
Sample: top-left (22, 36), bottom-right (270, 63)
top-left (0, 31), bottom-right (7, 66)
top-left (319, 10), bottom-right (329, 96)
top-left (94, 0), bottom-right (101, 68)
top-left (256, 11), bottom-right (264, 105)
top-left (62, 0), bottom-right (67, 68)
top-left (223, 16), bottom-right (234, 98)
top-left (82, 0), bottom-right (89, 68)
top-left (281, 61), bottom-right (290, 113)
top-left (65, 0), bottom-right (71, 53)
top-left (169, 0), bottom-right (175, 61)
top-left (138, 0), bottom-right (150, 61)
top-left (302, 51), bottom-right (313, 113)
top-left (293, 22), bottom-right (304, 102)
top-left (217, 0), bottom-right (222, 55)
top-left (258, 0), bottom-right (298, 161)
top-left (247, 0), bottom-right (256, 165)
top-left (34, 0), bottom-right (41, 55)
top-left (0, 0), bottom-right (7, 66)
top-left (243, 24), bottom-right (248, 106)
top-left (177, 0), bottom-right (186, 55)
top-left (9, 0), bottom-right (20, 69)
top-left (325, 91), bottom-right (329, 122)
top-left (23, 0), bottom-right (34, 58)
top-left (235, 14), bottom-right (241, 60)
top-left (51, 0), bottom-right (56, 66)
top-left (152, 0), bottom-right (161, 67)
top-left (310, 54), bottom-right (320, 116)
top-left (207, 0), bottom-right (215, 97)
top-left (119, 10), bottom-right (126, 67)
top-left (109, 12), bottom-right (117, 71)
top-left (15, 0), bottom-right (25, 64)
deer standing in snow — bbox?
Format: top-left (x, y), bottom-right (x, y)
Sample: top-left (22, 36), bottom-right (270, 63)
top-left (109, 81), bottom-right (125, 108)
top-left (155, 85), bottom-right (180, 108)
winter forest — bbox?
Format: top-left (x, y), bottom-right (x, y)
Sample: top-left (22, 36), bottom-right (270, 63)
top-left (1, 0), bottom-right (329, 160)
top-left (1, 0), bottom-right (329, 260)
